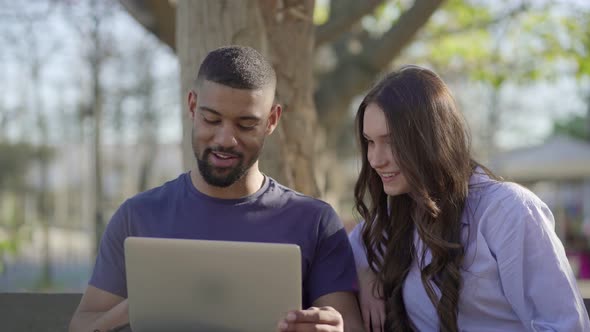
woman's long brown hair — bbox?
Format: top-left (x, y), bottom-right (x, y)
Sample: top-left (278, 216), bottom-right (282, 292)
top-left (354, 66), bottom-right (478, 331)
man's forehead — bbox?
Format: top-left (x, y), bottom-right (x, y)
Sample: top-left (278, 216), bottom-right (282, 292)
top-left (196, 81), bottom-right (275, 116)
top-left (197, 79), bottom-right (274, 93)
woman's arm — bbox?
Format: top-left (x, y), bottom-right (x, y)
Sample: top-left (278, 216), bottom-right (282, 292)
top-left (349, 223), bottom-right (386, 332)
top-left (486, 193), bottom-right (590, 331)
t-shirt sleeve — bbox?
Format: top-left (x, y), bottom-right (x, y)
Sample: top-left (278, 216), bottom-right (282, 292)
top-left (88, 200), bottom-right (130, 298)
top-left (306, 204), bottom-right (358, 305)
top-left (349, 221), bottom-right (369, 269)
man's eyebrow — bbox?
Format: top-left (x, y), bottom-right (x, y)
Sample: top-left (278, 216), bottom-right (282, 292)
top-left (238, 115), bottom-right (262, 122)
top-left (198, 106), bottom-right (220, 115)
top-left (199, 106), bottom-right (261, 121)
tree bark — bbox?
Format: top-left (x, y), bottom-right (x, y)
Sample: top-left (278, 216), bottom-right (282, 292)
top-left (119, 0), bottom-right (175, 51)
top-left (176, 0), bottom-right (320, 197)
top-left (259, 0), bottom-right (320, 197)
top-left (315, 0), bottom-right (383, 46)
top-left (315, 0), bottom-right (445, 131)
top-left (176, 0), bottom-right (267, 171)
top-left (89, 4), bottom-right (106, 255)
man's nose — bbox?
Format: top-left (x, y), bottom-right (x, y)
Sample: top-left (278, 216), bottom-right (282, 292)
top-left (213, 124), bottom-right (238, 148)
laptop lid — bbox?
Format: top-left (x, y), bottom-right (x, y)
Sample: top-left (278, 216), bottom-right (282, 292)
top-left (124, 237), bottom-right (302, 332)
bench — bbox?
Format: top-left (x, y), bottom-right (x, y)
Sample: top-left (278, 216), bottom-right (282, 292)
top-left (1, 293), bottom-right (81, 332)
top-left (1, 293), bottom-right (590, 332)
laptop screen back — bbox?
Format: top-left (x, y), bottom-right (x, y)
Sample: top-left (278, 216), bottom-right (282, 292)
top-left (124, 237), bottom-right (302, 332)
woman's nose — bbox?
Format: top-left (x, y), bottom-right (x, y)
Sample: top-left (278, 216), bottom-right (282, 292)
top-left (369, 145), bottom-right (388, 169)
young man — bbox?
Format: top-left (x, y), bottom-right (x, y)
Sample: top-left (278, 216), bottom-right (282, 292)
top-left (69, 46), bottom-right (363, 332)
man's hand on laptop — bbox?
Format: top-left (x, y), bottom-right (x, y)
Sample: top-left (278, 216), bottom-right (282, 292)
top-left (277, 306), bottom-right (343, 332)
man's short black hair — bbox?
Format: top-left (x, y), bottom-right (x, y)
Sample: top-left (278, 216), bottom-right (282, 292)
top-left (196, 45), bottom-right (276, 90)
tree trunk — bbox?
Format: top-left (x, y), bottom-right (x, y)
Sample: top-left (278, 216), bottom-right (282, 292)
top-left (89, 7), bottom-right (105, 255)
top-left (176, 0), bottom-right (320, 197)
top-left (28, 25), bottom-right (53, 288)
top-left (259, 0), bottom-right (320, 197)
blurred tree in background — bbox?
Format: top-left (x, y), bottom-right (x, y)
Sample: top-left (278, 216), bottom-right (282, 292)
top-left (0, 142), bottom-right (52, 275)
top-left (1, 0), bottom-right (590, 290)
top-left (553, 9), bottom-right (590, 141)
top-left (0, 0), bottom-right (178, 289)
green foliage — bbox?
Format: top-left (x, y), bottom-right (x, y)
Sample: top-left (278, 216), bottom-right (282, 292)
top-left (414, 0), bottom-right (496, 79)
top-left (373, 1), bottom-right (396, 21)
top-left (415, 1), bottom-right (589, 87)
top-left (439, 0), bottom-right (493, 28)
top-left (560, 13), bottom-right (590, 78)
top-left (313, 0), bottom-right (329, 25)
top-left (553, 114), bottom-right (590, 141)
top-left (0, 240), bottom-right (17, 254)
top-left (360, 1), bottom-right (404, 37)
top-left (0, 227), bottom-right (27, 274)
top-left (429, 29), bottom-right (491, 68)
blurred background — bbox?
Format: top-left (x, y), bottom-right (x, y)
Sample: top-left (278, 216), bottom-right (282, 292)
top-left (1, 0), bottom-right (590, 294)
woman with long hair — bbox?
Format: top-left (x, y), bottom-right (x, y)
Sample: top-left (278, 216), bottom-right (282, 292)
top-left (350, 65), bottom-right (589, 331)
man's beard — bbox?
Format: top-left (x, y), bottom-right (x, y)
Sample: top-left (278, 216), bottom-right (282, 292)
top-left (196, 147), bottom-right (252, 188)
top-left (192, 127), bottom-right (263, 188)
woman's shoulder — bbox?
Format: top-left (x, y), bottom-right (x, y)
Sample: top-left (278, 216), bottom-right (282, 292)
top-left (477, 180), bottom-right (546, 211)
top-left (468, 169), bottom-right (545, 210)
top-left (463, 175), bottom-right (555, 245)
top-left (466, 171), bottom-right (553, 235)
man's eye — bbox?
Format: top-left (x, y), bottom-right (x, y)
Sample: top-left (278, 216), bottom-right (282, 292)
top-left (238, 122), bottom-right (257, 130)
top-left (203, 117), bottom-right (220, 124)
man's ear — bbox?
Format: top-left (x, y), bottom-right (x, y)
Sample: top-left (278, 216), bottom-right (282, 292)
top-left (188, 90), bottom-right (197, 120)
top-left (266, 104), bottom-right (282, 135)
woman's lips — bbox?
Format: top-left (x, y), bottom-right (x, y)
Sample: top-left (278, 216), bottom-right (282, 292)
top-left (380, 171), bottom-right (400, 183)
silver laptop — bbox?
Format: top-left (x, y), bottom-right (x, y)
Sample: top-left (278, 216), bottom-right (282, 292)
top-left (124, 237), bottom-right (302, 332)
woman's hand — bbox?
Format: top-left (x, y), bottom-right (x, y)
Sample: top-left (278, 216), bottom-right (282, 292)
top-left (357, 267), bottom-right (385, 332)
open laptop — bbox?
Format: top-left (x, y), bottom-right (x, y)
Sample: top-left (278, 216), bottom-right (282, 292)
top-left (124, 237), bottom-right (302, 332)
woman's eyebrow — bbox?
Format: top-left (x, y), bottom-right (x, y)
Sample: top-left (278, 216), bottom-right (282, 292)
top-left (362, 133), bottom-right (389, 139)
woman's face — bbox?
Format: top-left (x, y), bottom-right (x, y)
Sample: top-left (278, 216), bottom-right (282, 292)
top-left (362, 103), bottom-right (410, 197)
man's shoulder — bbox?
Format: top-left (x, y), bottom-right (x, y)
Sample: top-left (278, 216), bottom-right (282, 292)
top-left (267, 177), bottom-right (335, 212)
top-left (126, 173), bottom-right (186, 208)
top-left (266, 178), bottom-right (343, 235)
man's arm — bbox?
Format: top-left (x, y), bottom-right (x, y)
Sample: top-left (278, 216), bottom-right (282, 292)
top-left (69, 285), bottom-right (128, 332)
top-left (277, 291), bottom-right (365, 332)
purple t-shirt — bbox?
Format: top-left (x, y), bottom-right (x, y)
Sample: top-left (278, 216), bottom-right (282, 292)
top-left (89, 172), bottom-right (357, 308)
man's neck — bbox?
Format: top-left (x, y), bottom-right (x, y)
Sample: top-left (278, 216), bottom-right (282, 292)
top-left (189, 167), bottom-right (265, 200)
